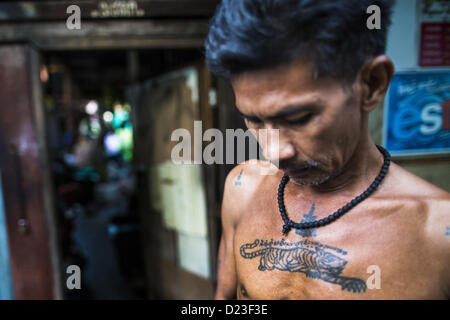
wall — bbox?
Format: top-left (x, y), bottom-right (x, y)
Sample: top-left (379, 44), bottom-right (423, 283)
top-left (369, 0), bottom-right (450, 191)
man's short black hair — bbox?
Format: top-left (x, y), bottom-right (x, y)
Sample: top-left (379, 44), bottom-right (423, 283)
top-left (205, 0), bottom-right (395, 83)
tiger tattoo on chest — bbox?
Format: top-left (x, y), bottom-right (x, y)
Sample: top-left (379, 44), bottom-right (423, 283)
top-left (240, 239), bottom-right (367, 293)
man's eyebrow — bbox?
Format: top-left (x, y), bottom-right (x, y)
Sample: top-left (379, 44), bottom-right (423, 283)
top-left (238, 109), bottom-right (260, 120)
top-left (238, 104), bottom-right (318, 121)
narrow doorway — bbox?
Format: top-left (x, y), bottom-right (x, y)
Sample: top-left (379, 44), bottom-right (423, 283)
top-left (42, 48), bottom-right (206, 299)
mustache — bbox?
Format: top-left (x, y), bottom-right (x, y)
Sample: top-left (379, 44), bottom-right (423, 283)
top-left (278, 159), bottom-right (321, 171)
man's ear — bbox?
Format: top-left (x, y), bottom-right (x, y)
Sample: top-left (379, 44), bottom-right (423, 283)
top-left (359, 55), bottom-right (394, 112)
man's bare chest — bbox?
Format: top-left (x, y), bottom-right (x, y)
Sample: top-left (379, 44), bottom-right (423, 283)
top-left (232, 200), bottom-right (444, 299)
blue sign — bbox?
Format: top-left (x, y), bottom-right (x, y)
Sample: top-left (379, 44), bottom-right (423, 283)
top-left (384, 71), bottom-right (450, 155)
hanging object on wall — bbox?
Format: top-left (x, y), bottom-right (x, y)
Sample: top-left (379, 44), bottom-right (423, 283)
top-left (384, 71), bottom-right (450, 156)
top-left (419, 0), bottom-right (450, 67)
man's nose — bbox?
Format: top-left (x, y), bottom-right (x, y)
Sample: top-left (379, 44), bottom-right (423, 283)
top-left (260, 127), bottom-right (295, 162)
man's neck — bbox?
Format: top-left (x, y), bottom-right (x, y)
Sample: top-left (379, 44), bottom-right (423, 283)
top-left (295, 137), bottom-right (385, 197)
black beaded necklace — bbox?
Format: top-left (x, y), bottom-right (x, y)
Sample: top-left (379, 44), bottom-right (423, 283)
top-left (278, 145), bottom-right (391, 235)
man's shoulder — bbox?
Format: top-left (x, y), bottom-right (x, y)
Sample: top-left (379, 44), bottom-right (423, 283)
top-left (224, 159), bottom-right (280, 197)
top-left (387, 162), bottom-right (449, 199)
top-left (389, 163), bottom-right (450, 256)
top-left (388, 162), bottom-right (449, 219)
top-left (422, 193), bottom-right (450, 248)
top-left (222, 160), bottom-right (280, 221)
top-left (375, 163), bottom-right (449, 289)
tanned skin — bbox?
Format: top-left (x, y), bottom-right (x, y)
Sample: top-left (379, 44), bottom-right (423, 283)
top-left (215, 56), bottom-right (450, 300)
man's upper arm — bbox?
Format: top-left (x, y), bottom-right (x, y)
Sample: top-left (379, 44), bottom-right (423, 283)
top-left (214, 160), bottom-right (275, 299)
top-left (425, 196), bottom-right (450, 297)
top-left (214, 167), bottom-right (242, 300)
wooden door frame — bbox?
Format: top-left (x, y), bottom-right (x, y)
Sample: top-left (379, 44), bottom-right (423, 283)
top-left (0, 43), bottom-right (62, 299)
top-left (0, 16), bottom-right (227, 295)
top-left (0, 20), bottom-right (210, 50)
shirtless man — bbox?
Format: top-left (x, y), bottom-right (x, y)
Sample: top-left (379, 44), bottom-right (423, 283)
top-left (205, 0), bottom-right (450, 299)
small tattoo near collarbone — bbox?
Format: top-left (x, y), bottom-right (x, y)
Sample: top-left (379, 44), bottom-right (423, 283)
top-left (240, 239), bottom-right (367, 293)
top-left (235, 169), bottom-right (243, 186)
top-left (296, 203), bottom-right (317, 237)
top-left (446, 226), bottom-right (450, 237)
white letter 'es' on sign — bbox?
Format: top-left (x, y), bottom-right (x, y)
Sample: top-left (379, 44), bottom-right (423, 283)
top-left (66, 5), bottom-right (81, 30)
top-left (366, 5), bottom-right (381, 30)
top-left (420, 103), bottom-right (442, 135)
top-left (66, 265), bottom-right (81, 290)
top-left (366, 265), bottom-right (381, 289)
